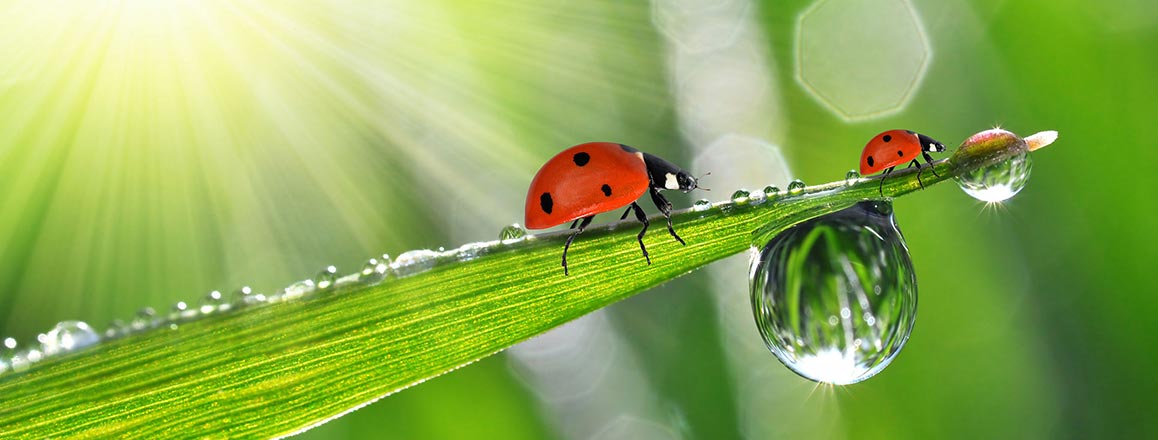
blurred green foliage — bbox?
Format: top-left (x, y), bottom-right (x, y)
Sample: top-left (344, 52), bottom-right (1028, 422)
top-left (0, 0), bottom-right (1153, 438)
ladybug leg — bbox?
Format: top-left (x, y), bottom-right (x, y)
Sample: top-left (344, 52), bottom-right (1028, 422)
top-left (562, 215), bottom-right (594, 276)
top-left (922, 151), bottom-right (940, 177)
top-left (628, 202), bottom-right (652, 265)
top-left (878, 166), bottom-right (896, 197)
top-left (909, 159), bottom-right (925, 189)
top-left (569, 219), bottom-right (580, 229)
top-left (619, 205), bottom-right (634, 221)
top-left (649, 188), bottom-right (686, 246)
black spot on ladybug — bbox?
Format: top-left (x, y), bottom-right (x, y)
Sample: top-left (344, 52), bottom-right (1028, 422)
top-left (897, 150), bottom-right (904, 157)
top-left (573, 152), bottom-right (590, 166)
top-left (867, 156), bottom-right (875, 167)
top-left (540, 192), bottom-right (553, 215)
top-left (601, 184), bottom-right (612, 196)
top-left (882, 134), bottom-right (892, 142)
top-left (618, 144), bottom-right (639, 153)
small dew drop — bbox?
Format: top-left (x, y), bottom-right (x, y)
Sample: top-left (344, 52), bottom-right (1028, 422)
top-left (393, 249), bottom-right (441, 278)
top-left (9, 349), bottom-right (43, 373)
top-left (105, 320), bottom-right (128, 339)
top-left (132, 307), bottom-right (157, 331)
top-left (282, 280), bottom-right (316, 299)
top-left (787, 179), bottom-right (806, 194)
top-left (499, 223), bottom-right (527, 242)
top-left (731, 189), bottom-right (751, 204)
top-left (315, 266), bottom-right (338, 289)
top-left (955, 151), bottom-right (1032, 203)
top-left (41, 321), bottom-right (100, 356)
top-left (199, 290), bottom-right (224, 314)
top-left (233, 286), bottom-right (266, 307)
top-left (763, 185), bottom-right (781, 199)
top-left (456, 243), bottom-right (488, 262)
top-left (845, 170), bottom-right (861, 186)
top-left (170, 301), bottom-right (195, 321)
top-left (359, 258), bottom-right (390, 284)
top-left (750, 201), bottom-right (917, 385)
top-left (693, 199), bottom-right (712, 212)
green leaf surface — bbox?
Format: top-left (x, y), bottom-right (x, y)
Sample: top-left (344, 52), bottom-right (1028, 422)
top-left (0, 129), bottom-right (1051, 438)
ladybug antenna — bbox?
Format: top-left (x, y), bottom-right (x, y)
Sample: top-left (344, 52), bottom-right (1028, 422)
top-left (696, 171), bottom-right (711, 191)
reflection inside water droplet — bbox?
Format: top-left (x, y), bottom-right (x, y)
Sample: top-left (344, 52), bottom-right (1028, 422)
top-left (763, 185), bottom-right (780, 199)
top-left (693, 199), bottom-right (711, 211)
top-left (499, 223), bottom-right (527, 241)
top-left (845, 170), bottom-right (860, 186)
top-left (750, 201), bottom-right (917, 385)
top-left (731, 189), bottom-right (751, 203)
top-left (954, 150), bottom-right (1032, 202)
top-left (787, 179), bottom-right (806, 193)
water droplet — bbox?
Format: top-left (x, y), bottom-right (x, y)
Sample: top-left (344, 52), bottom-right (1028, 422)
top-left (315, 266), bottom-right (338, 289)
top-left (41, 321), bottom-right (100, 356)
top-left (693, 199), bottom-right (712, 212)
top-left (9, 348), bottom-right (43, 373)
top-left (954, 151), bottom-right (1032, 202)
top-left (199, 290), bottom-right (224, 314)
top-left (1, 338), bottom-right (17, 367)
top-left (763, 185), bottom-right (781, 199)
top-left (359, 258), bottom-right (390, 284)
top-left (132, 307), bottom-right (157, 331)
top-left (499, 223), bottom-right (527, 242)
top-left (393, 249), bottom-right (440, 278)
top-left (845, 170), bottom-right (861, 186)
top-left (787, 179), bottom-right (806, 194)
top-left (105, 320), bottom-right (129, 339)
top-left (281, 280), bottom-right (316, 299)
top-left (731, 189), bottom-right (751, 204)
top-left (750, 201), bottom-right (917, 385)
top-left (232, 286), bottom-right (266, 306)
top-left (169, 301), bottom-right (195, 321)
top-left (456, 242), bottom-right (488, 262)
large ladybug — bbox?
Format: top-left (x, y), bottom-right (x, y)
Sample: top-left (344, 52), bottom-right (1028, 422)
top-left (860, 129), bottom-right (946, 195)
top-left (525, 142), bottom-right (701, 275)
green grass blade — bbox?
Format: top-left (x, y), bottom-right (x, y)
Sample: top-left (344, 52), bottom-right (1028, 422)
top-left (0, 129), bottom-right (1053, 438)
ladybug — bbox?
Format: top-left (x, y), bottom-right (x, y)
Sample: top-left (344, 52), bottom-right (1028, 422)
top-left (860, 129), bottom-right (946, 195)
top-left (525, 142), bottom-right (701, 275)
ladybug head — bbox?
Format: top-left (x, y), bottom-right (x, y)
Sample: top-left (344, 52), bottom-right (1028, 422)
top-left (917, 133), bottom-right (945, 153)
top-left (674, 170), bottom-right (699, 193)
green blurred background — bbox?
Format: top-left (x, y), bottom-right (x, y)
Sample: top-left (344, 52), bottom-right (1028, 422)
top-left (1, 0), bottom-right (1154, 438)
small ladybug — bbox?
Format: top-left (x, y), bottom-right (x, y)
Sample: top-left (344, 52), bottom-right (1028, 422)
top-left (525, 142), bottom-right (701, 275)
top-left (860, 129), bottom-right (946, 195)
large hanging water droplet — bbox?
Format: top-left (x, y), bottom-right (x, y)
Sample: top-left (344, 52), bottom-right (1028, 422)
top-left (954, 151), bottom-right (1032, 202)
top-left (787, 179), bottom-right (806, 194)
top-left (41, 321), bottom-right (100, 356)
top-left (750, 201), bottom-right (917, 385)
top-left (499, 223), bottom-right (527, 242)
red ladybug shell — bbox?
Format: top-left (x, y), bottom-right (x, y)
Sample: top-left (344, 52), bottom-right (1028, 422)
top-left (860, 129), bottom-right (923, 175)
top-left (525, 142), bottom-right (650, 229)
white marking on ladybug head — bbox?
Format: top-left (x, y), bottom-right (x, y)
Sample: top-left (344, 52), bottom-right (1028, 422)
top-left (664, 173), bottom-right (679, 190)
